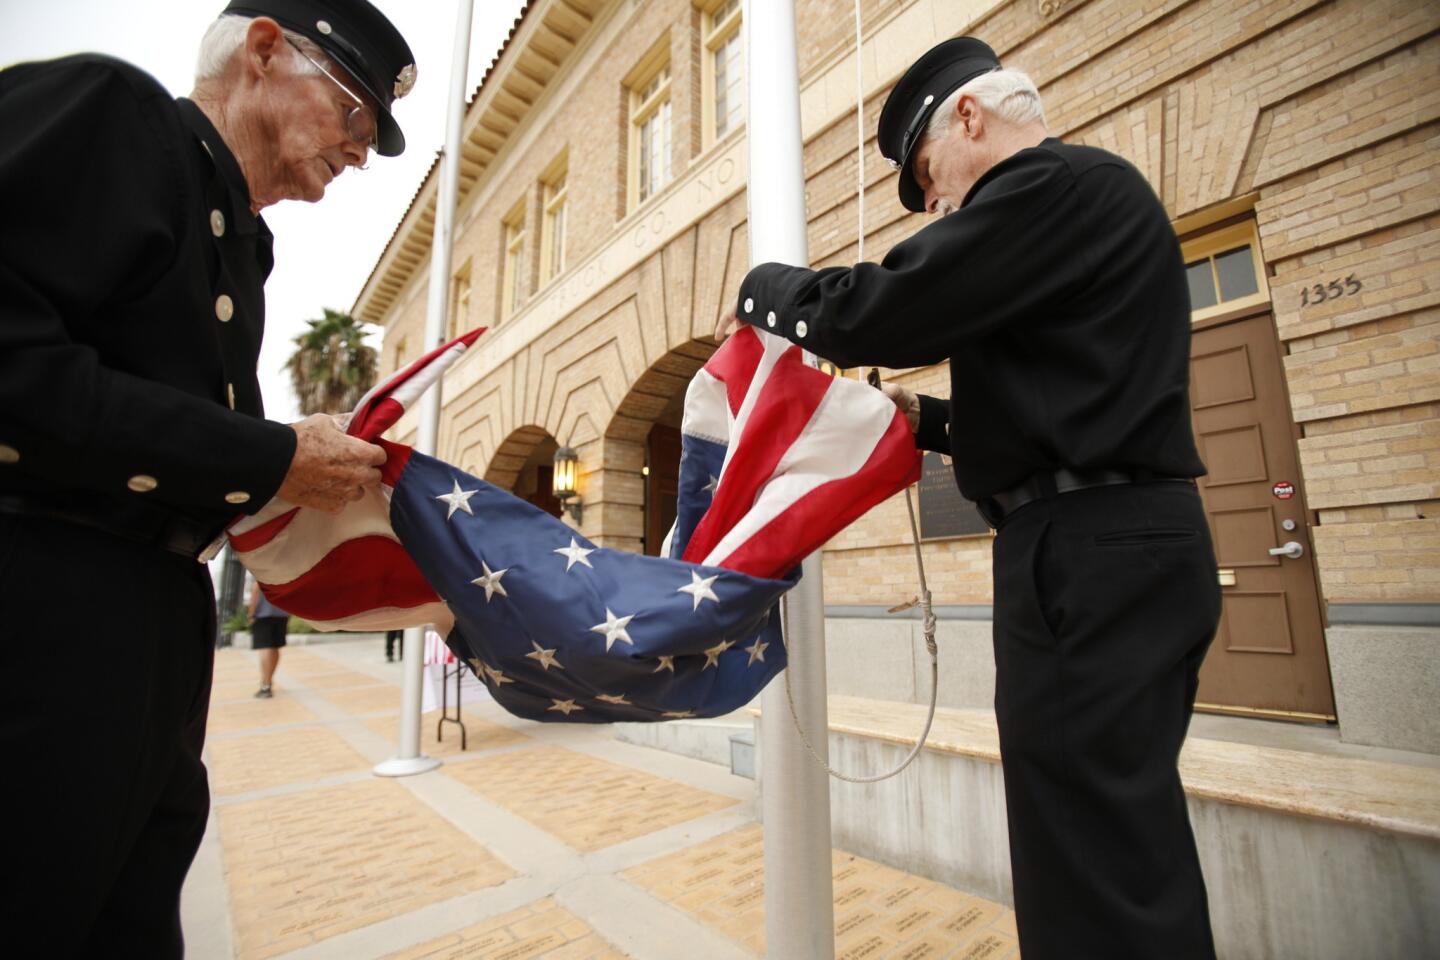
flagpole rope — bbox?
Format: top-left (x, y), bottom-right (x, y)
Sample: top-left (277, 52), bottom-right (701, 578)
top-left (781, 484), bottom-right (938, 783)
top-left (779, 0), bottom-right (939, 783)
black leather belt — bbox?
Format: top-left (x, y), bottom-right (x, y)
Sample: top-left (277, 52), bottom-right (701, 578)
top-left (977, 468), bottom-right (1194, 528)
top-left (0, 495), bottom-right (226, 562)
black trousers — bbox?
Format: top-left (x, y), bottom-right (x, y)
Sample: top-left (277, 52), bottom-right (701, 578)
top-left (992, 482), bottom-right (1221, 960)
top-left (0, 514), bottom-right (214, 958)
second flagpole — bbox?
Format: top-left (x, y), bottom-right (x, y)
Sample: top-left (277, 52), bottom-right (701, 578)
top-left (375, 0), bottom-right (475, 779)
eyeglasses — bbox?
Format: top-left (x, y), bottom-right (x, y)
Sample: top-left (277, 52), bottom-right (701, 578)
top-left (285, 37), bottom-right (376, 167)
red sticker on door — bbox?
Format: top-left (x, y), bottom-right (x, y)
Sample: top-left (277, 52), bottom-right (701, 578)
top-left (1272, 481), bottom-right (1295, 500)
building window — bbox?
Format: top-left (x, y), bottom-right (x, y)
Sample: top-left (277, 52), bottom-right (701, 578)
top-left (1180, 221), bottom-right (1270, 323)
top-left (449, 259), bottom-right (471, 339)
top-left (540, 154), bottom-right (568, 286)
top-left (626, 35), bottom-right (672, 211)
top-left (500, 202), bottom-right (526, 320)
top-left (702, 0), bottom-right (742, 146)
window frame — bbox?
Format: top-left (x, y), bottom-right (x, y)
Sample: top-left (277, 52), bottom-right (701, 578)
top-left (625, 33), bottom-right (673, 213)
top-left (699, 0), bottom-right (743, 149)
top-left (1179, 220), bottom-right (1271, 324)
top-left (500, 199), bottom-right (527, 321)
top-left (449, 258), bottom-right (472, 339)
top-left (539, 152), bottom-right (568, 287)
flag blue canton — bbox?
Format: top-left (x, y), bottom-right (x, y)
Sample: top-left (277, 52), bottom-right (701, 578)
top-left (389, 451), bottom-right (793, 723)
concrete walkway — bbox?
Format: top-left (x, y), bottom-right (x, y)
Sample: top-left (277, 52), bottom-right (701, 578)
top-left (182, 637), bottom-right (1020, 959)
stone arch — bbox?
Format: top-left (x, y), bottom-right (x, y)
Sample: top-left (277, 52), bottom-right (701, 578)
top-left (483, 425), bottom-right (562, 519)
top-left (599, 337), bottom-right (716, 555)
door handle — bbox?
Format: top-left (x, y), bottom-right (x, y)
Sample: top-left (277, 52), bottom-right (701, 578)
top-left (1268, 541), bottom-right (1304, 560)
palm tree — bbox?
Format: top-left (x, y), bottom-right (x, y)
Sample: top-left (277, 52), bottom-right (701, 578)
top-left (286, 309), bottom-right (379, 415)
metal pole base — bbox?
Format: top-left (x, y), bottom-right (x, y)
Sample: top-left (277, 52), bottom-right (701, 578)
top-left (372, 755), bottom-right (442, 778)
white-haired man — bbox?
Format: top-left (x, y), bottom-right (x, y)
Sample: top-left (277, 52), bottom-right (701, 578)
top-left (0, 1), bottom-right (415, 952)
top-left (718, 36), bottom-right (1220, 960)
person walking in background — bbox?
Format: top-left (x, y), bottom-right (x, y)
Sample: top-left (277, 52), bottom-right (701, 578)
top-left (248, 577), bottom-right (290, 697)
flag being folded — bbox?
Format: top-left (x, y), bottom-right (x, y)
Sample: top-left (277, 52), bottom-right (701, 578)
top-left (229, 324), bottom-right (920, 722)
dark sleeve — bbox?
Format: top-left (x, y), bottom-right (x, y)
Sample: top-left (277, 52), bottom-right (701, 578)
top-left (734, 149), bottom-right (1084, 369)
top-left (0, 59), bottom-right (296, 510)
top-left (914, 394), bottom-right (951, 455)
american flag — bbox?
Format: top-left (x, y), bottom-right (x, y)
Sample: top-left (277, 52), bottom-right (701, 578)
top-left (231, 325), bottom-right (919, 722)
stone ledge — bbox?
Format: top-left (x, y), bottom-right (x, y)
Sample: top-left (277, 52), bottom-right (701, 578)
top-left (760, 695), bottom-right (1440, 841)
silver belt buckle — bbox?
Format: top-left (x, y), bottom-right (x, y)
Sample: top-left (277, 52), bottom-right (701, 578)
top-left (198, 532), bottom-right (227, 563)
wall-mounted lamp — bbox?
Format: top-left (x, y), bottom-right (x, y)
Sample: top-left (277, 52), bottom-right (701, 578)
top-left (552, 445), bottom-right (582, 524)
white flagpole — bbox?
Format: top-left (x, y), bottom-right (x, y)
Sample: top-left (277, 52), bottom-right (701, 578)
top-left (745, 2), bottom-right (836, 955)
top-left (375, 0), bottom-right (475, 779)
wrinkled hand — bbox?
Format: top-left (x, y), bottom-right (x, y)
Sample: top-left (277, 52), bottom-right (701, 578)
top-left (713, 304), bottom-right (741, 342)
top-left (277, 414), bottom-right (387, 513)
top-left (881, 382), bottom-right (921, 433)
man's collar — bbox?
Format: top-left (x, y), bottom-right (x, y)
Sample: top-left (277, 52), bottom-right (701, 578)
top-left (175, 97), bottom-right (265, 238)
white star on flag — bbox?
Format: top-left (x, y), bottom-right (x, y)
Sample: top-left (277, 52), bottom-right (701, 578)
top-left (596, 693), bottom-right (631, 705)
top-left (553, 537), bottom-right (595, 572)
top-left (435, 479), bottom-right (477, 520)
top-left (548, 699), bottom-right (582, 715)
top-left (652, 656), bottom-right (675, 674)
top-left (471, 561), bottom-right (508, 602)
top-left (470, 658), bottom-right (514, 685)
top-left (702, 474), bottom-right (719, 494)
top-left (526, 640), bottom-right (563, 671)
top-left (744, 639), bottom-right (769, 666)
top-left (677, 571), bottom-right (720, 611)
top-left (662, 709), bottom-right (695, 719)
top-left (591, 608), bottom-right (635, 651)
top-left (702, 639), bottom-right (734, 670)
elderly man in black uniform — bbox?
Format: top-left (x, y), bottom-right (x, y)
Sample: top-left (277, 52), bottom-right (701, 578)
top-left (718, 37), bottom-right (1221, 960)
top-left (0, 1), bottom-right (415, 952)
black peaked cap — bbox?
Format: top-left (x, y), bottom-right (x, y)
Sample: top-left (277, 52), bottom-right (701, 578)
top-left (222, 0), bottom-right (416, 157)
top-left (877, 37), bottom-right (1001, 212)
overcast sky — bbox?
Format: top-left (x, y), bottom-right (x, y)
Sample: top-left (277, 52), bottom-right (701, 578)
top-left (1, 0), bottom-right (528, 422)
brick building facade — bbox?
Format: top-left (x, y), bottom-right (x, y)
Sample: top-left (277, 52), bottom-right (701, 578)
top-left (355, 0), bottom-right (1439, 752)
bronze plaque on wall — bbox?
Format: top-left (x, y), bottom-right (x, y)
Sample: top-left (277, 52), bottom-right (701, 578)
top-left (918, 452), bottom-right (990, 540)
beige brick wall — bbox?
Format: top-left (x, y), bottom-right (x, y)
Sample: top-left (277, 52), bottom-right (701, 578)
top-left (368, 0), bottom-right (1439, 608)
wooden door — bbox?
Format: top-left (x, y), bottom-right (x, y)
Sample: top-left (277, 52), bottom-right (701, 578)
top-left (1189, 313), bottom-right (1336, 720)
top-left (645, 424), bottom-right (682, 556)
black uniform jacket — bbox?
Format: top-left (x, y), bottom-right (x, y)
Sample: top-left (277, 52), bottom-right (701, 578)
top-left (0, 55), bottom-right (296, 538)
top-left (735, 138), bottom-right (1205, 502)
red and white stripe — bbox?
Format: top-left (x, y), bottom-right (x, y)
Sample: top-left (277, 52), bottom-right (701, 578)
top-left (681, 326), bottom-right (920, 579)
top-left (226, 329), bottom-right (484, 632)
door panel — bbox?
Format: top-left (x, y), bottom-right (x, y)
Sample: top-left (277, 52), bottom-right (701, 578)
top-left (1190, 314), bottom-right (1335, 719)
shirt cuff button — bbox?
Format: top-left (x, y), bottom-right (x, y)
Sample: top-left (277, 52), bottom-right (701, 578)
top-left (766, 310), bottom-right (777, 328)
top-left (225, 491), bottom-right (251, 505)
top-left (128, 475), bottom-right (158, 493)
top-left (743, 298), bottom-right (754, 314)
top-left (0, 444), bottom-right (18, 464)
top-left (794, 320), bottom-right (808, 338)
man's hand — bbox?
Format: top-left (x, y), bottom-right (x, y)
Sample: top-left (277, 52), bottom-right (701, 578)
top-left (881, 382), bottom-right (921, 433)
top-left (277, 414), bottom-right (387, 514)
top-left (714, 304), bottom-right (741, 342)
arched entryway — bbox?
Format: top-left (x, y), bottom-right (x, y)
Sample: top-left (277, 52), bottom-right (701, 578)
top-left (603, 338), bottom-right (716, 555)
top-left (483, 425), bottom-right (563, 519)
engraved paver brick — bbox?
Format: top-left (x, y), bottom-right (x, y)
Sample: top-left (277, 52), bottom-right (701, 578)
top-left (384, 898), bottom-right (629, 960)
top-left (321, 683), bottom-right (403, 716)
top-left (208, 694), bottom-right (318, 734)
top-left (443, 745), bottom-right (738, 852)
top-left (218, 778), bottom-right (515, 959)
top-left (365, 710), bottom-right (531, 758)
top-left (623, 825), bottom-right (1020, 958)
top-left (207, 725), bottom-right (370, 796)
